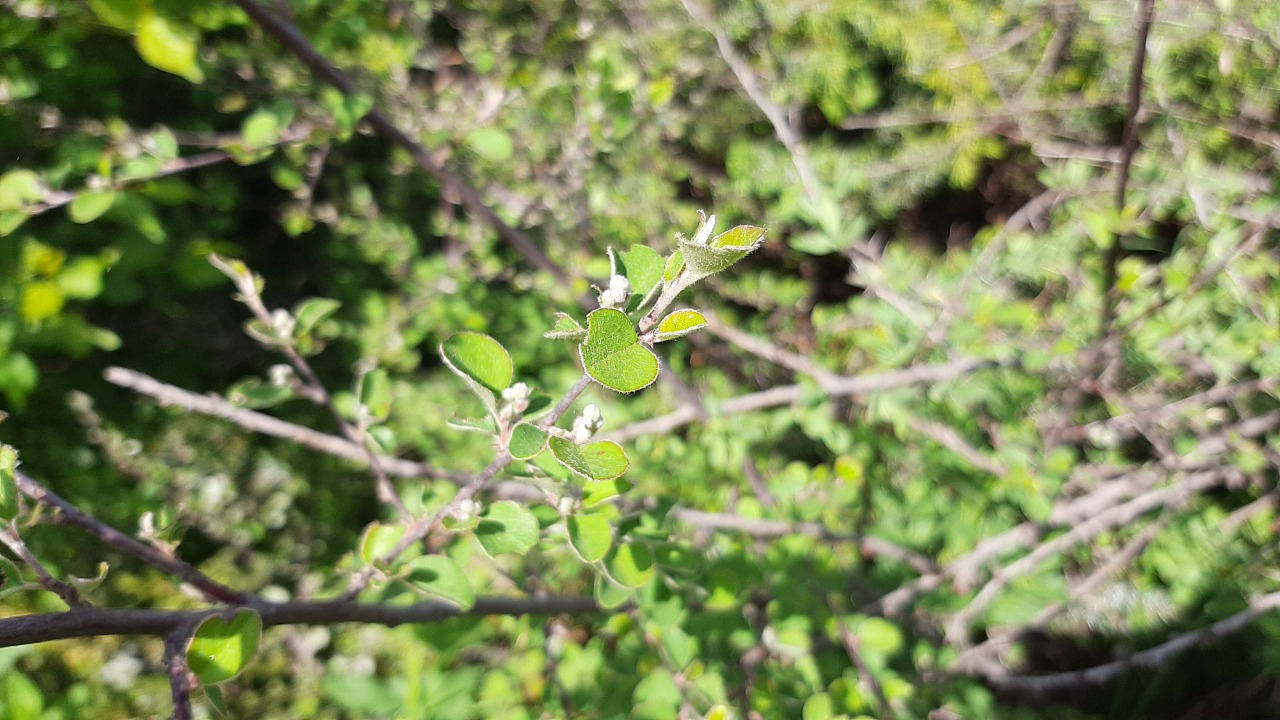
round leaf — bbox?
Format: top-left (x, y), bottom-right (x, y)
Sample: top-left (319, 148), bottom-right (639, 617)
top-left (567, 512), bottom-right (612, 563)
top-left (508, 423), bottom-right (549, 460)
top-left (606, 542), bottom-right (655, 588)
top-left (548, 436), bottom-right (629, 481)
top-left (441, 332), bottom-right (513, 395)
top-left (187, 609), bottom-right (261, 684)
top-left (579, 308), bottom-right (658, 393)
top-left (134, 11), bottom-right (204, 83)
top-left (465, 127), bottom-right (514, 163)
top-left (67, 190), bottom-right (117, 224)
top-left (594, 573), bottom-right (633, 609)
top-left (654, 310), bottom-right (707, 342)
top-left (475, 500), bottom-right (539, 556)
top-left (405, 555), bottom-right (475, 609)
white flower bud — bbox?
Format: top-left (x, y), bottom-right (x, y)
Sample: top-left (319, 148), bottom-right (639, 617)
top-left (571, 403), bottom-right (605, 442)
top-left (270, 308), bottom-right (296, 337)
top-left (598, 274), bottom-right (631, 309)
top-left (268, 364), bottom-right (294, 387)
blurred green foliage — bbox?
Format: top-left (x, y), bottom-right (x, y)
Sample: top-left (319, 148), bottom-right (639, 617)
top-left (2, 0), bottom-right (1279, 718)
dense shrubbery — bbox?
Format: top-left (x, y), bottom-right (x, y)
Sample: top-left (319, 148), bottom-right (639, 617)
top-left (2, 0), bottom-right (1279, 718)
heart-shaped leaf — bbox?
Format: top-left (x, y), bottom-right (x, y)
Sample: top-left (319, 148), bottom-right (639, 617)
top-left (475, 500), bottom-right (539, 556)
top-left (549, 436), bottom-right (629, 481)
top-left (654, 310), bottom-right (707, 342)
top-left (187, 609), bottom-right (261, 684)
top-left (508, 423), bottom-right (549, 460)
top-left (677, 225), bottom-right (766, 283)
top-left (606, 542), bottom-right (655, 588)
top-left (404, 555), bottom-right (475, 609)
top-left (568, 512), bottom-right (613, 563)
top-left (579, 308), bottom-right (658, 393)
top-left (441, 332), bottom-right (513, 411)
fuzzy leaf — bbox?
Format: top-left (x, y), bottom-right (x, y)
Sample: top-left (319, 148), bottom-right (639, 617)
top-left (508, 423), bottom-right (549, 460)
top-left (582, 477), bottom-right (632, 506)
top-left (405, 555), bottom-right (475, 609)
top-left (475, 501), bottom-right (539, 556)
top-left (441, 332), bottom-right (513, 400)
top-left (676, 225), bottom-right (765, 283)
top-left (654, 310), bottom-right (707, 342)
top-left (187, 609), bottom-right (261, 684)
top-left (549, 436), bottom-right (629, 481)
top-left (544, 313), bottom-right (586, 341)
top-left (663, 250), bottom-right (684, 284)
top-left (292, 297), bottom-right (341, 335)
top-left (594, 573), bottom-right (633, 609)
top-left (579, 308), bottom-right (658, 393)
top-left (568, 512), bottom-right (612, 562)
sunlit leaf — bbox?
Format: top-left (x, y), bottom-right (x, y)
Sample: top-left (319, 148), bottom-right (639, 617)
top-left (579, 309), bottom-right (658, 393)
top-left (187, 609), bottom-right (261, 684)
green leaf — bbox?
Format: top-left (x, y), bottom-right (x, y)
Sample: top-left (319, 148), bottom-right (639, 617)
top-left (293, 297), bottom-right (341, 335)
top-left (241, 110), bottom-right (279, 149)
top-left (134, 11), bottom-right (204, 83)
top-left (446, 416), bottom-right (497, 434)
top-left (226, 377), bottom-right (292, 409)
top-left (594, 573), bottom-right (633, 609)
top-left (187, 609), bottom-right (261, 684)
top-left (653, 310), bottom-right (707, 342)
top-left (508, 423), bottom-right (549, 460)
top-left (475, 500), bottom-right (539, 556)
top-left (359, 522), bottom-right (404, 564)
top-left (405, 556), bottom-right (475, 609)
top-left (440, 332), bottom-right (513, 396)
top-left (606, 542), bottom-right (654, 588)
top-left (0, 445), bottom-right (18, 521)
top-left (616, 245), bottom-right (666, 302)
top-left (544, 313), bottom-right (586, 341)
top-left (662, 250), bottom-right (684, 284)
top-left (0, 210), bottom-right (29, 236)
top-left (677, 225), bottom-right (766, 283)
top-left (0, 170), bottom-right (43, 211)
top-left (567, 513), bottom-right (612, 562)
top-left (651, 542), bottom-right (701, 577)
top-left (465, 128), bottom-right (514, 163)
top-left (579, 308), bottom-right (659, 393)
top-left (548, 436), bottom-right (629, 481)
top-left (67, 190), bottom-right (117, 224)
top-left (582, 477), bottom-right (631, 506)
top-left (658, 625), bottom-right (696, 670)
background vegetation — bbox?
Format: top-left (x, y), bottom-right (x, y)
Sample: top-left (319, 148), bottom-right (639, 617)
top-left (1, 0), bottom-right (1279, 717)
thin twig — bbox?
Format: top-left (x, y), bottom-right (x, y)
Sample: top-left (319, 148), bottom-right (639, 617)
top-left (1100, 0), bottom-right (1157, 330)
top-left (0, 524), bottom-right (85, 607)
top-left (834, 614), bottom-right (895, 720)
top-left (0, 595), bottom-right (600, 648)
top-left (164, 625), bottom-right (195, 720)
top-left (15, 471), bottom-right (247, 604)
